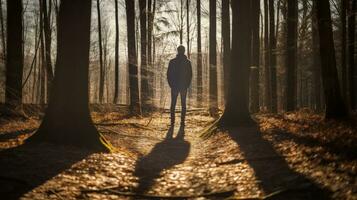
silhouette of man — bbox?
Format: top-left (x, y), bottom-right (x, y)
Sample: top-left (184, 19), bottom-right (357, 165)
top-left (167, 45), bottom-right (192, 127)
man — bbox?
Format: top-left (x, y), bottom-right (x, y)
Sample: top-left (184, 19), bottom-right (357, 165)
top-left (167, 45), bottom-right (192, 127)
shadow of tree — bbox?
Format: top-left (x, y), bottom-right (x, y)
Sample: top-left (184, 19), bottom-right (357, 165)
top-left (0, 143), bottom-right (94, 199)
top-left (227, 126), bottom-right (331, 199)
top-left (133, 126), bottom-right (190, 193)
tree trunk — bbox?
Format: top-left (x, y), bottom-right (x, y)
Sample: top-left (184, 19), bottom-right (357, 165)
top-left (269, 0), bottom-right (277, 112)
top-left (315, 0), bottom-right (348, 119)
top-left (341, 0), bottom-right (347, 100)
top-left (348, 0), bottom-right (356, 109)
top-left (147, 0), bottom-right (156, 105)
top-left (263, 0), bottom-right (271, 111)
top-left (28, 0), bottom-right (107, 151)
top-left (312, 2), bottom-right (322, 111)
top-left (5, 0), bottom-right (23, 110)
top-left (139, 0), bottom-right (150, 109)
top-left (42, 0), bottom-right (53, 103)
top-left (180, 0), bottom-right (183, 44)
top-left (196, 0), bottom-right (203, 107)
top-left (286, 0), bottom-right (298, 111)
top-left (221, 0), bottom-right (230, 104)
top-left (0, 0), bottom-right (5, 59)
top-left (219, 0), bottom-right (254, 126)
top-left (186, 0), bottom-right (190, 58)
top-left (96, 0), bottom-right (104, 103)
top-left (209, 0), bottom-right (218, 116)
top-left (126, 0), bottom-right (142, 115)
top-left (250, 0), bottom-right (260, 113)
top-left (114, 0), bottom-right (119, 103)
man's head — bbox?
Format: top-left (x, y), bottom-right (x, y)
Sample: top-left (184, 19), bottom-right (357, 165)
top-left (177, 45), bottom-right (185, 55)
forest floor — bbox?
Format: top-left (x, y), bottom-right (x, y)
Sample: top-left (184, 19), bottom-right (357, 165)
top-left (0, 108), bottom-right (356, 199)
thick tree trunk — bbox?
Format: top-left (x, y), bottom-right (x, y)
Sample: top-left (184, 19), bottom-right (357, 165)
top-left (263, 0), bottom-right (271, 111)
top-left (139, 0), bottom-right (150, 109)
top-left (286, 0), bottom-right (298, 111)
top-left (97, 0), bottom-right (104, 103)
top-left (114, 0), bottom-right (119, 103)
top-left (219, 0), bottom-right (254, 126)
top-left (28, 0), bottom-right (107, 151)
top-left (348, 0), bottom-right (356, 109)
top-left (315, 0), bottom-right (348, 119)
top-left (196, 0), bottom-right (203, 107)
top-left (209, 0), bottom-right (218, 116)
top-left (5, 0), bottom-right (23, 110)
top-left (126, 0), bottom-right (141, 115)
top-left (221, 0), bottom-right (230, 103)
top-left (250, 0), bottom-right (260, 113)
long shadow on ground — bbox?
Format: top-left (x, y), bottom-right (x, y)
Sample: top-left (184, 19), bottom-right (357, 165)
top-left (228, 126), bottom-right (331, 199)
top-left (133, 125), bottom-right (190, 194)
top-left (0, 142), bottom-right (94, 200)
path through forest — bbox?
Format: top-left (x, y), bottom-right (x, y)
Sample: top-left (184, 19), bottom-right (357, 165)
top-left (0, 110), bottom-right (354, 199)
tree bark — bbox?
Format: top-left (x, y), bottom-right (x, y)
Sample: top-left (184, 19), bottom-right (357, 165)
top-left (42, 0), bottom-right (53, 103)
top-left (286, 0), bottom-right (298, 111)
top-left (312, 1), bottom-right (322, 111)
top-left (315, 0), bottom-right (348, 119)
top-left (5, 0), bottom-right (23, 110)
top-left (209, 0), bottom-right (218, 116)
top-left (250, 0), bottom-right (260, 113)
top-left (126, 0), bottom-right (142, 115)
top-left (114, 0), bottom-right (119, 103)
top-left (263, 0), bottom-right (271, 111)
top-left (269, 0), bottom-right (277, 112)
top-left (28, 0), bottom-right (107, 151)
top-left (96, 0), bottom-right (104, 103)
top-left (196, 0), bottom-right (203, 107)
top-left (341, 0), bottom-right (347, 100)
top-left (348, 0), bottom-right (356, 109)
top-left (186, 0), bottom-right (190, 58)
top-left (139, 0), bottom-right (150, 109)
top-left (0, 0), bottom-right (5, 59)
top-left (221, 0), bottom-right (230, 104)
top-left (219, 0), bottom-right (254, 126)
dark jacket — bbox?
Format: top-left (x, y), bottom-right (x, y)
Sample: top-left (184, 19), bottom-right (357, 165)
top-left (167, 54), bottom-right (192, 91)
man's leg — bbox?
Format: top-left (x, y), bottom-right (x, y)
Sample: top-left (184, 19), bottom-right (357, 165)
top-left (180, 89), bottom-right (187, 126)
top-left (170, 89), bottom-right (179, 125)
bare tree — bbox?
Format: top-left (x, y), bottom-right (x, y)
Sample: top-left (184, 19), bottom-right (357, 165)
top-left (315, 0), bottom-right (348, 119)
top-left (5, 0), bottom-right (24, 112)
top-left (28, 0), bottom-right (108, 151)
top-left (221, 0), bottom-right (230, 102)
top-left (196, 0), bottom-right (203, 107)
top-left (286, 0), bottom-right (298, 111)
top-left (209, 0), bottom-right (218, 116)
top-left (0, 0), bottom-right (5, 59)
top-left (114, 0), bottom-right (119, 103)
top-left (97, 0), bottom-right (105, 103)
top-left (219, 0), bottom-right (254, 126)
top-left (250, 0), bottom-right (260, 113)
top-left (126, 0), bottom-right (142, 115)
top-left (348, 0), bottom-right (356, 109)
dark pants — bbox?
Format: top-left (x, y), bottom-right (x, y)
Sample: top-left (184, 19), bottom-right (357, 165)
top-left (170, 89), bottom-right (187, 125)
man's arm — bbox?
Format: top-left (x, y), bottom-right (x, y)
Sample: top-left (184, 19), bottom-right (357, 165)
top-left (187, 60), bottom-right (193, 88)
top-left (167, 60), bottom-right (174, 88)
